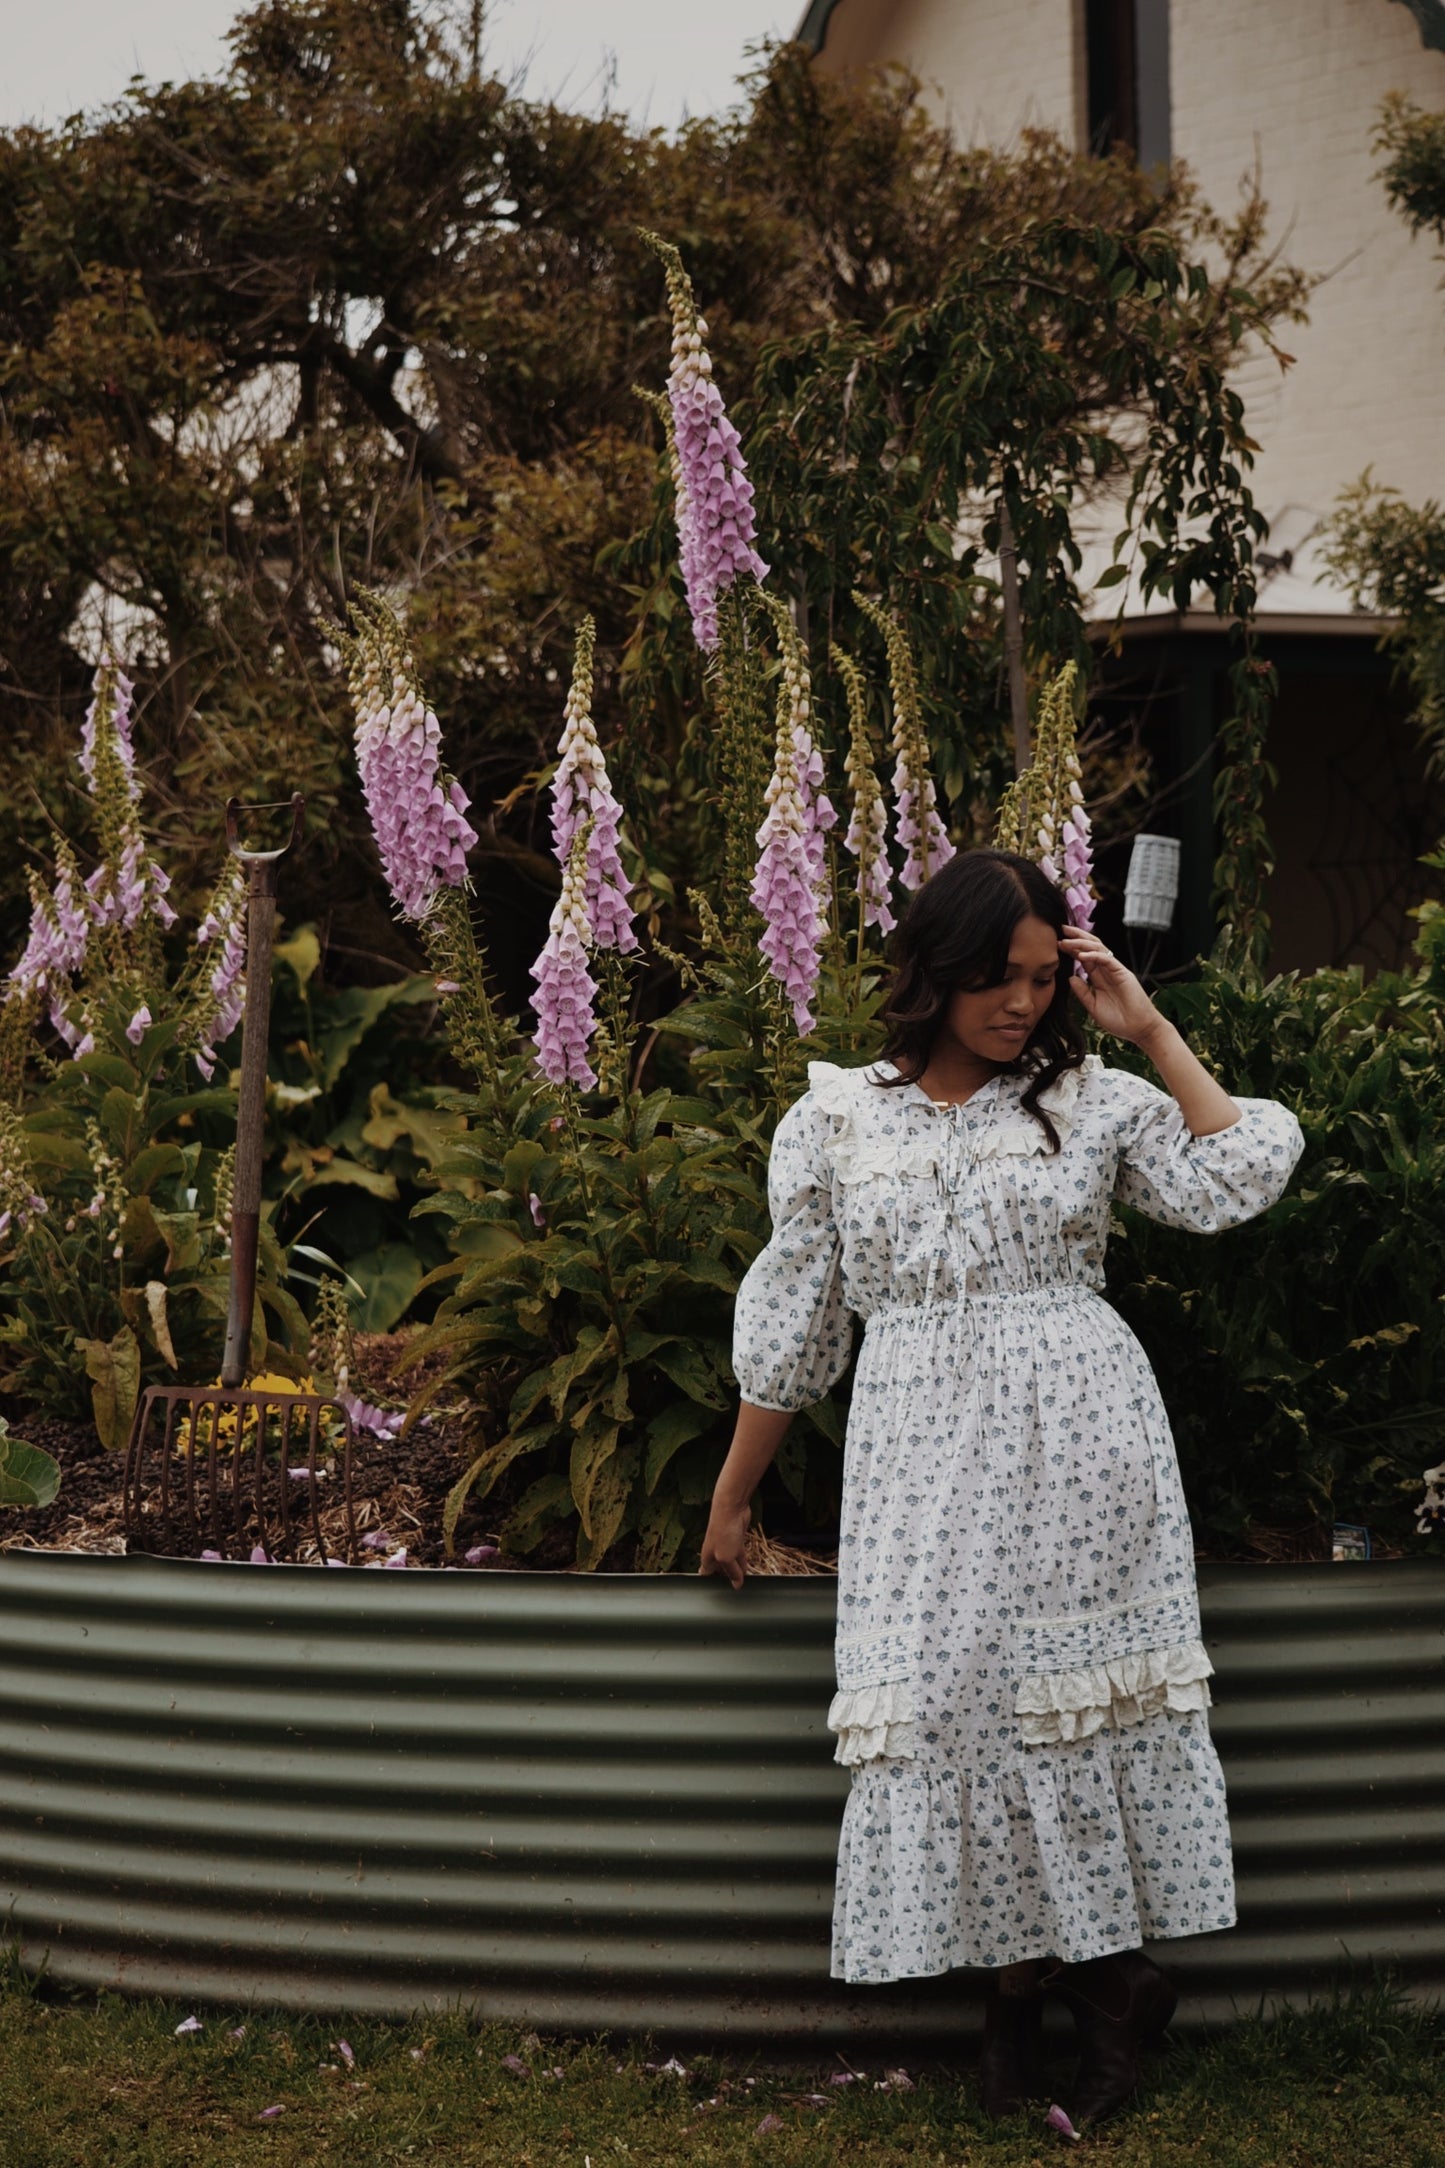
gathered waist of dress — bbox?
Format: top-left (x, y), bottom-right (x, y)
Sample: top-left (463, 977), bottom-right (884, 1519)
top-left (863, 1281), bottom-right (1103, 1326)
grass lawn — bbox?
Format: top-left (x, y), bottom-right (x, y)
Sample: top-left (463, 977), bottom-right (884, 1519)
top-left (2, 1968), bottom-right (1442, 2167)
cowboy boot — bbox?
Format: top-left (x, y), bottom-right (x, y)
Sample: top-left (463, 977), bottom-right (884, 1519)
top-left (1054, 1948), bottom-right (1177, 2127)
top-left (977, 1960), bottom-right (1051, 2118)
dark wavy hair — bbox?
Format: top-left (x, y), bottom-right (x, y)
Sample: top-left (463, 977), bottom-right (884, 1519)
top-left (874, 848), bottom-right (1085, 1150)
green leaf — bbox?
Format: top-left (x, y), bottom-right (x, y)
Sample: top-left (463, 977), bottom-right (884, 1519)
top-left (151, 1209), bottom-right (202, 1275)
top-left (315, 977), bottom-right (438, 1090)
top-left (650, 1340), bottom-right (730, 1409)
top-left (0, 1422), bottom-right (61, 1509)
top-left (343, 1243), bottom-right (424, 1332)
top-left (127, 1143), bottom-right (187, 1196)
top-left (300, 1160), bottom-right (400, 1201)
top-left (1095, 562), bottom-right (1130, 588)
top-left (644, 1401), bottom-right (716, 1493)
top-left (569, 1417), bottom-right (621, 1539)
top-left (275, 926), bottom-right (322, 994)
top-left (78, 1325), bottom-right (141, 1452)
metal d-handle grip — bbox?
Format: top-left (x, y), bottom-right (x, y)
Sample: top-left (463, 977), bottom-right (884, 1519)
top-left (219, 795), bottom-right (305, 1389)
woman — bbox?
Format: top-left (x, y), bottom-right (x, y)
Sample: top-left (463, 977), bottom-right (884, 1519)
top-left (701, 849), bottom-right (1303, 2129)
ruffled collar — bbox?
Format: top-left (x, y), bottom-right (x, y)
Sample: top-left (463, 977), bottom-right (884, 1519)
top-left (807, 1055), bottom-right (1098, 1177)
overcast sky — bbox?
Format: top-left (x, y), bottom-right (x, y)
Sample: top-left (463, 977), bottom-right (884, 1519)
top-left (1, 0), bottom-right (799, 132)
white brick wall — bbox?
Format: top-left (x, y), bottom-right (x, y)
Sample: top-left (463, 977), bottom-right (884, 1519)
top-left (816, 0), bottom-right (1445, 522)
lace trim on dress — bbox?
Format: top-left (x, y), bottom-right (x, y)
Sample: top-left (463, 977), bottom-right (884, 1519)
top-left (806, 1056), bottom-right (1100, 1182)
top-left (827, 1681), bottom-right (917, 1767)
top-left (1014, 1639), bottom-right (1214, 1746)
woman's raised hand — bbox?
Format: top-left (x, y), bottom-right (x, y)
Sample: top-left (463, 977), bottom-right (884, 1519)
top-left (1060, 929), bottom-right (1165, 1047)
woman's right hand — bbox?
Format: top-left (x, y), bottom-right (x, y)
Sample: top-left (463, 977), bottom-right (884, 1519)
top-left (699, 1496), bottom-right (751, 1590)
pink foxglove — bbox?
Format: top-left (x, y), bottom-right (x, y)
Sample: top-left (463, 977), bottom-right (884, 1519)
top-left (549, 616), bottom-right (636, 954)
top-left (643, 232), bottom-right (767, 651)
top-left (834, 644), bottom-right (895, 935)
top-left (347, 599), bottom-right (479, 922)
top-left (192, 864), bottom-right (247, 1080)
top-left (751, 603), bottom-right (831, 1033)
top-left (81, 659), bottom-right (176, 933)
top-left (530, 827), bottom-right (601, 1089)
top-left (853, 593), bottom-right (954, 891)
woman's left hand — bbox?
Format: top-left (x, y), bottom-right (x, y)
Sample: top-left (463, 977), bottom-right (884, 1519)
top-left (1060, 929), bottom-right (1165, 1047)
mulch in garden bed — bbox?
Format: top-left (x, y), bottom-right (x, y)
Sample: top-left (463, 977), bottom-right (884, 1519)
top-left (0, 1333), bottom-right (512, 1571)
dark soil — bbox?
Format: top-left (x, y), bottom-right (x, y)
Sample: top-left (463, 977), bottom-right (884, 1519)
top-left (0, 1335), bottom-right (517, 1571)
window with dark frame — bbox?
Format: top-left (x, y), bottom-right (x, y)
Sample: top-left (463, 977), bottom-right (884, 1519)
top-left (1085, 0), bottom-right (1171, 170)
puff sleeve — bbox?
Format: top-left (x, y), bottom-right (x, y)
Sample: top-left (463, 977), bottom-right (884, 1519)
top-left (731, 1089), bottom-right (854, 1411)
top-left (1108, 1065), bottom-right (1304, 1232)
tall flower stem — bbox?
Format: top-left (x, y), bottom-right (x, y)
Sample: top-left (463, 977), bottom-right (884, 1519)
top-left (853, 593), bottom-right (955, 891)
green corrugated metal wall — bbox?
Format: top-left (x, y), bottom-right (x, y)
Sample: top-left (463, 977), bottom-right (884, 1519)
top-left (0, 1553), bottom-right (1440, 2035)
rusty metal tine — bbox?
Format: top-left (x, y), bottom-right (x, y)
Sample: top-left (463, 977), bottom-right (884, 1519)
top-left (229, 1397), bottom-right (246, 1550)
top-left (159, 1394), bottom-right (180, 1554)
top-left (340, 1407), bottom-right (356, 1563)
top-left (122, 1387), bottom-right (149, 1540)
top-left (157, 1394), bottom-right (173, 1549)
top-left (181, 1392), bottom-right (200, 1547)
top-left (204, 1394), bottom-right (222, 1553)
top-left (306, 1405), bottom-right (326, 1563)
top-left (251, 1394), bottom-right (267, 1555)
top-left (277, 1398), bottom-right (293, 1553)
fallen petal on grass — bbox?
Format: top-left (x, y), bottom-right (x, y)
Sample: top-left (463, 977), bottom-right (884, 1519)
top-left (1047, 2102), bottom-right (1081, 2141)
top-left (256, 2104), bottom-right (285, 2121)
top-left (500, 2053), bottom-right (528, 2075)
top-left (755, 2112), bottom-right (785, 2134)
top-left (334, 2039), bottom-right (354, 2069)
top-left (173, 2015), bottom-right (202, 2037)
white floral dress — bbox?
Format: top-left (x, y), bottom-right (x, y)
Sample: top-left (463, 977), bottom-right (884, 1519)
top-left (732, 1055), bottom-right (1304, 1984)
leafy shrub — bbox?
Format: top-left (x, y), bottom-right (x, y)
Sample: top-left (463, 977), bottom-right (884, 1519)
top-left (0, 668), bottom-right (307, 1447)
top-left (1108, 894), bottom-right (1445, 1552)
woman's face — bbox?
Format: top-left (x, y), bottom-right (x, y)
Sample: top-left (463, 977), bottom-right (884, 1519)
top-left (943, 913), bottom-right (1061, 1064)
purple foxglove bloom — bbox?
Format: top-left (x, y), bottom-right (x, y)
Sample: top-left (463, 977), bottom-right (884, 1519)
top-left (844, 788), bottom-right (895, 933)
top-left (549, 617), bottom-right (637, 954)
top-left (125, 1004), bottom-right (152, 1044)
top-left (81, 660), bottom-right (138, 802)
top-left (1060, 807), bottom-right (1096, 929)
top-left (646, 235), bottom-right (768, 650)
top-left (893, 756), bottom-right (954, 893)
top-left (838, 643), bottom-right (894, 929)
top-left (751, 754), bottom-right (825, 1036)
top-left (337, 1390), bottom-right (402, 1441)
top-left (793, 721), bottom-right (837, 887)
top-left (349, 617), bottom-right (478, 922)
top-left (194, 867), bottom-right (247, 1067)
top-left (530, 839), bottom-right (601, 1089)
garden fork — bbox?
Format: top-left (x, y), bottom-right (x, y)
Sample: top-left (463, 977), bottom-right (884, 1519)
top-left (123, 796), bottom-right (356, 1562)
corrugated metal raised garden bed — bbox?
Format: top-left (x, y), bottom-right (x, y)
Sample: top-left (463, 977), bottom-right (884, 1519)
top-left (0, 1551), bottom-right (1440, 2038)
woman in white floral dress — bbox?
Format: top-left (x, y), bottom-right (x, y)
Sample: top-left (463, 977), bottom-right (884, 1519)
top-left (701, 850), bottom-right (1303, 2129)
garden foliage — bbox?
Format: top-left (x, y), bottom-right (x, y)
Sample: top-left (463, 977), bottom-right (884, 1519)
top-left (1109, 895), bottom-right (1445, 1549)
top-left (353, 200), bottom-right (1302, 1568)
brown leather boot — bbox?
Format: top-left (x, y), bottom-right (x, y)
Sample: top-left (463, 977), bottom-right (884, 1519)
top-left (977, 1961), bottom-right (1050, 2118)
top-left (1054, 1949), bottom-right (1177, 2127)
